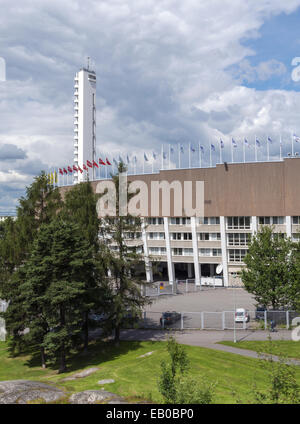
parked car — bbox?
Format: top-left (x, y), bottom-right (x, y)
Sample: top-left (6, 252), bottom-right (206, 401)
top-left (160, 311), bottom-right (181, 326)
top-left (235, 308), bottom-right (250, 323)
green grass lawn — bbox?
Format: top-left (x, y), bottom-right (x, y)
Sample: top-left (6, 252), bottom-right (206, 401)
top-left (1, 338), bottom-right (300, 404)
top-left (219, 340), bottom-right (300, 360)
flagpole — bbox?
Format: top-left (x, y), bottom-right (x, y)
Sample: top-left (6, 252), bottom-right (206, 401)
top-left (292, 132), bottom-right (294, 156)
top-left (178, 143), bottom-right (181, 169)
top-left (255, 135), bottom-right (257, 162)
top-left (198, 143), bottom-right (201, 167)
top-left (243, 139), bottom-right (245, 163)
top-left (189, 143), bottom-right (191, 169)
top-left (210, 144), bottom-right (212, 167)
top-left (161, 145), bottom-right (164, 170)
top-left (169, 144), bottom-right (171, 170)
top-left (231, 140), bottom-right (234, 163)
top-left (219, 141), bottom-right (222, 164)
top-left (200, 147), bottom-right (202, 168)
top-left (152, 157), bottom-right (154, 174)
top-left (267, 136), bottom-right (270, 162)
top-left (280, 135), bottom-right (282, 161)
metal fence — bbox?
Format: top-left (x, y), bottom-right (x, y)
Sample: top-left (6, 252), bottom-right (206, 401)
top-left (138, 309), bottom-right (299, 330)
top-left (142, 278), bottom-right (224, 297)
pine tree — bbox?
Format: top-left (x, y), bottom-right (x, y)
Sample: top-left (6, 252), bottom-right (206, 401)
top-left (99, 162), bottom-right (147, 345)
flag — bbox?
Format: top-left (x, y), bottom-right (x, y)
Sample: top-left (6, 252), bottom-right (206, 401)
top-left (68, 166), bottom-right (73, 173)
top-left (200, 145), bottom-right (204, 153)
top-left (78, 165), bottom-right (83, 173)
top-left (133, 156), bottom-right (137, 163)
top-left (153, 152), bottom-right (157, 160)
top-left (83, 164), bottom-right (88, 171)
top-left (54, 171), bottom-right (57, 183)
top-left (119, 155), bottom-right (123, 163)
top-left (59, 168), bottom-right (63, 175)
top-left (211, 143), bottom-right (215, 151)
top-left (267, 137), bottom-right (273, 144)
top-left (244, 138), bottom-right (250, 147)
top-left (170, 146), bottom-right (174, 154)
top-left (190, 145), bottom-right (196, 152)
top-left (163, 152), bottom-right (167, 159)
top-left (49, 173), bottom-right (53, 184)
top-left (106, 158), bottom-right (112, 165)
top-left (180, 145), bottom-right (184, 153)
top-left (256, 138), bottom-right (261, 147)
top-left (232, 138), bottom-right (237, 148)
top-left (87, 160), bottom-right (93, 168)
top-left (73, 165), bottom-right (78, 172)
top-left (99, 158), bottom-right (106, 165)
top-left (293, 134), bottom-right (300, 143)
top-left (220, 139), bottom-right (224, 149)
top-left (63, 168), bottom-right (68, 174)
top-left (126, 155), bottom-right (130, 164)
top-left (144, 153), bottom-right (149, 161)
top-left (93, 160), bottom-right (99, 168)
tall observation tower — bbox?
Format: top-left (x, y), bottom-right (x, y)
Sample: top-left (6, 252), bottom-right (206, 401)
top-left (73, 61), bottom-right (96, 183)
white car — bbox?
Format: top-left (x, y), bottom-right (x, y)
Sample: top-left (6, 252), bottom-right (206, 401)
top-left (235, 308), bottom-right (250, 323)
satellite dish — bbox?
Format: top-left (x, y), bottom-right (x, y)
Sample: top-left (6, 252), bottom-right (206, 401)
top-left (216, 264), bottom-right (223, 274)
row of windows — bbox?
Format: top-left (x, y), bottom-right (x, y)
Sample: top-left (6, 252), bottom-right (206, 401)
top-left (259, 216), bottom-right (285, 225)
top-left (227, 217), bottom-right (251, 229)
top-left (171, 232), bottom-right (192, 240)
top-left (148, 232), bottom-right (165, 240)
top-left (148, 232), bottom-right (221, 241)
top-left (198, 232), bottom-right (221, 241)
top-left (124, 232), bottom-right (142, 240)
top-left (199, 248), bottom-right (222, 257)
top-left (227, 233), bottom-right (251, 246)
top-left (228, 249), bottom-right (247, 262)
top-left (172, 248), bottom-right (193, 256)
top-left (170, 218), bottom-right (191, 225)
top-left (198, 217), bottom-right (220, 225)
top-left (149, 247), bottom-right (166, 255)
top-left (293, 217), bottom-right (300, 224)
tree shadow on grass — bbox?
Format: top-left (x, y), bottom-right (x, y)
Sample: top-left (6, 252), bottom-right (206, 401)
top-left (24, 338), bottom-right (161, 375)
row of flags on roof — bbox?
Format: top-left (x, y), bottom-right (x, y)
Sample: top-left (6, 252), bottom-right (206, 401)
top-left (51, 134), bottom-right (300, 186)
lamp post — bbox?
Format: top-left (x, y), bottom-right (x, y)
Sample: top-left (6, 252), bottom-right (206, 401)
top-left (233, 274), bottom-right (237, 344)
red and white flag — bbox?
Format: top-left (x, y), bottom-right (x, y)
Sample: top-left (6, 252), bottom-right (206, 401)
top-left (68, 166), bottom-right (73, 173)
top-left (59, 168), bottom-right (63, 175)
top-left (87, 160), bottom-right (93, 168)
top-left (106, 158), bottom-right (112, 165)
top-left (93, 160), bottom-right (99, 168)
top-left (78, 165), bottom-right (83, 173)
top-left (73, 165), bottom-right (78, 172)
top-left (63, 168), bottom-right (68, 174)
top-left (99, 158), bottom-right (106, 165)
top-left (83, 164), bottom-right (88, 171)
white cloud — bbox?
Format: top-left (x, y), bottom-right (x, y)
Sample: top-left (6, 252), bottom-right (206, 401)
top-left (1, 0), bottom-right (300, 209)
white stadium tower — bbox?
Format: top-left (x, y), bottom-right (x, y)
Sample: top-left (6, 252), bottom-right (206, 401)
top-left (73, 63), bottom-right (96, 183)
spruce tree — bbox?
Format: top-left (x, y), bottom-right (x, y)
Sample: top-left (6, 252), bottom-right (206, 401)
top-left (62, 180), bottom-right (107, 351)
top-left (24, 218), bottom-right (95, 372)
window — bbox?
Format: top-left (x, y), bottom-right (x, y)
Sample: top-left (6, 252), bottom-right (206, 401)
top-left (199, 248), bottom-right (221, 257)
top-left (172, 248), bottom-right (193, 256)
top-left (147, 217), bottom-right (163, 225)
top-left (149, 247), bottom-right (166, 255)
top-left (170, 232), bottom-right (192, 240)
top-left (259, 217), bottom-right (285, 225)
top-left (227, 217), bottom-right (251, 230)
top-left (198, 217), bottom-right (220, 225)
top-left (198, 233), bottom-right (221, 241)
top-left (228, 233), bottom-right (251, 246)
top-left (170, 218), bottom-right (191, 225)
top-left (148, 232), bottom-right (165, 240)
top-left (293, 217), bottom-right (300, 225)
top-left (228, 249), bottom-right (247, 262)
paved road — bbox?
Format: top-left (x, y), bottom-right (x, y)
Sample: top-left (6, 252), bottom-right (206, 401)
top-left (120, 328), bottom-right (300, 365)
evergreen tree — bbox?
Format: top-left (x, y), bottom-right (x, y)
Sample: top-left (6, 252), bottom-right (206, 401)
top-left (241, 226), bottom-right (295, 309)
top-left (24, 218), bottom-right (95, 372)
top-left (0, 173), bottom-right (62, 353)
top-left (100, 162), bottom-right (147, 344)
top-left (62, 181), bottom-right (107, 351)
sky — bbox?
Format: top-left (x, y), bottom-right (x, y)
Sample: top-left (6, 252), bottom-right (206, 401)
top-left (1, 0), bottom-right (300, 213)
